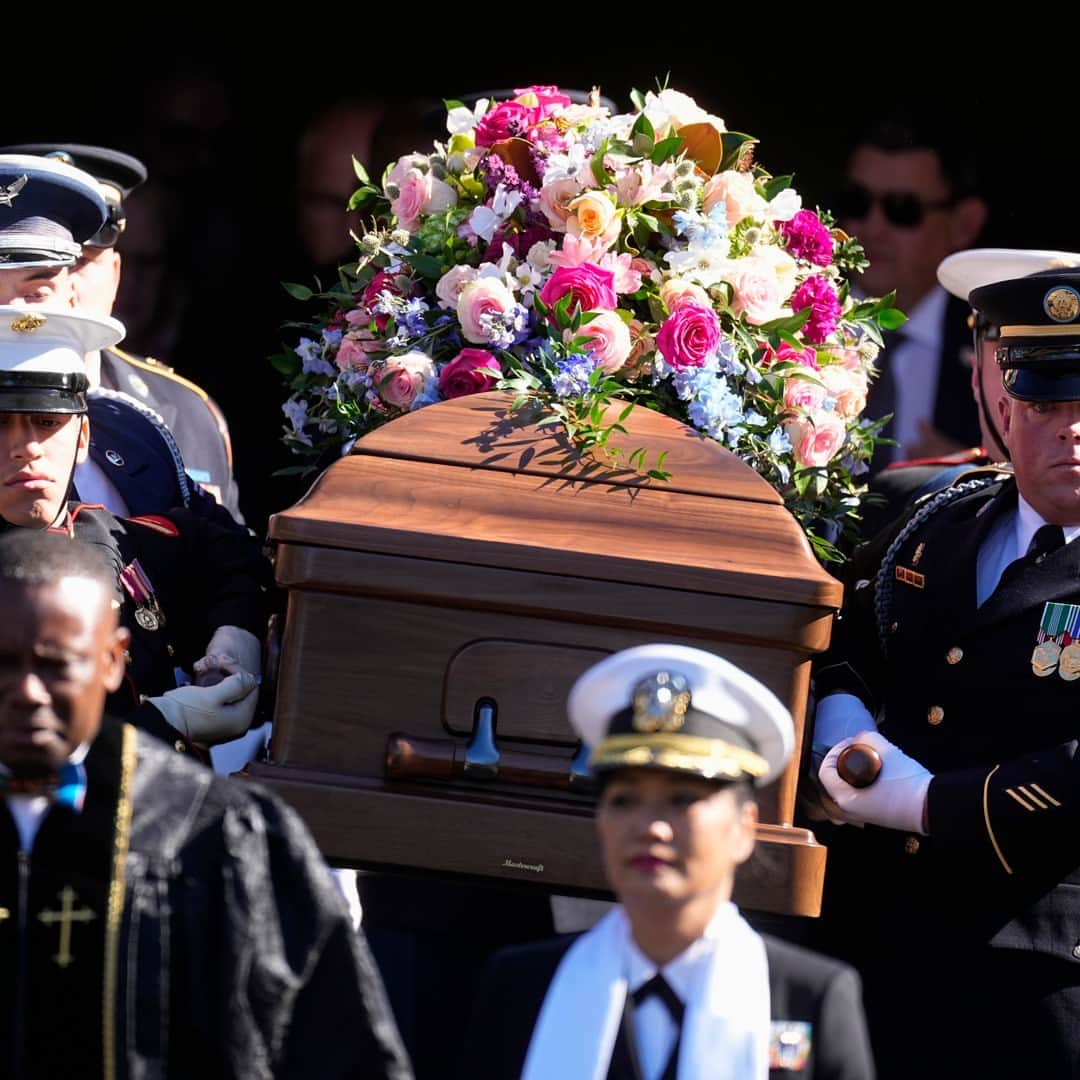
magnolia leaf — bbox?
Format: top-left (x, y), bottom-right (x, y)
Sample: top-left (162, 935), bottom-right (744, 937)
top-left (678, 123), bottom-right (723, 175)
top-left (490, 137), bottom-right (541, 187)
top-left (719, 131), bottom-right (758, 174)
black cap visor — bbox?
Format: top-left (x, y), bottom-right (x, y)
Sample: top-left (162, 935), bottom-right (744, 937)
top-left (999, 343), bottom-right (1080, 402)
top-left (0, 371), bottom-right (87, 414)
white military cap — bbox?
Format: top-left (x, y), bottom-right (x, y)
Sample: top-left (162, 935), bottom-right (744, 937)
top-left (567, 643), bottom-right (795, 786)
top-left (0, 305), bottom-right (124, 413)
top-left (938, 248), bottom-right (1080, 301)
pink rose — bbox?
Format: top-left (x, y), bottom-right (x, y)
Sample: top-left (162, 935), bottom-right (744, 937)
top-left (820, 365), bottom-right (868, 419)
top-left (538, 263), bottom-right (617, 317)
top-left (438, 348), bottom-right (500, 399)
top-left (762, 341), bottom-right (819, 370)
top-left (474, 100), bottom-right (537, 147)
top-left (655, 303), bottom-right (721, 370)
top-left (386, 154), bottom-right (457, 232)
top-left (785, 413), bottom-right (847, 468)
top-left (435, 265), bottom-right (479, 308)
top-left (335, 330), bottom-right (379, 372)
top-left (783, 374), bottom-right (828, 413)
top-left (572, 311), bottom-right (633, 374)
top-left (729, 264), bottom-right (786, 325)
top-left (378, 351), bottom-right (435, 410)
top-left (457, 278), bottom-right (517, 344)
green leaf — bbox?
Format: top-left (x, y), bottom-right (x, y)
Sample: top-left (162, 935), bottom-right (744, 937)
top-left (631, 111), bottom-right (655, 142)
top-left (878, 308), bottom-right (908, 330)
top-left (444, 98), bottom-right (465, 111)
top-left (618, 403), bottom-right (635, 423)
top-left (352, 156), bottom-right (371, 185)
top-left (762, 174), bottom-right (793, 200)
top-left (630, 88), bottom-right (646, 112)
top-left (719, 131), bottom-right (759, 173)
top-left (282, 282), bottom-right (314, 301)
top-left (347, 187), bottom-right (378, 212)
top-left (270, 351), bottom-right (301, 376)
top-left (273, 465), bottom-right (317, 478)
top-left (650, 136), bottom-right (684, 164)
top-left (759, 308), bottom-right (811, 335)
top-left (590, 141), bottom-right (613, 187)
top-left (402, 252), bottom-right (444, 279)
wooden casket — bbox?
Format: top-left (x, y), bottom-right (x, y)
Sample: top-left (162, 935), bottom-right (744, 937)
top-left (254, 391), bottom-right (842, 916)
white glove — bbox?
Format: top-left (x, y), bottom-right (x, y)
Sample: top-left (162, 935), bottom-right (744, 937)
top-left (819, 730), bottom-right (932, 834)
top-left (193, 625), bottom-right (262, 687)
top-left (148, 672), bottom-right (260, 746)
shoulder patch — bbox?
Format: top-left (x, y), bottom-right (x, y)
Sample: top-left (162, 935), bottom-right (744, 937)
top-left (127, 514), bottom-right (180, 537)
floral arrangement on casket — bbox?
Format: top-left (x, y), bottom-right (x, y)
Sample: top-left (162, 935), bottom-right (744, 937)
top-left (274, 83), bottom-right (902, 560)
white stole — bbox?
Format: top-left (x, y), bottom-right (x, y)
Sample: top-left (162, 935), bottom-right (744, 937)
top-left (522, 903), bottom-right (770, 1080)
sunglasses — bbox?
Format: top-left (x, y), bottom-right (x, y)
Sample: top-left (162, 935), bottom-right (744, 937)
top-left (837, 183), bottom-right (954, 228)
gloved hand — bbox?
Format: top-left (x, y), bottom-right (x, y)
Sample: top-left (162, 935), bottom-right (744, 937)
top-left (819, 730), bottom-right (933, 834)
top-left (193, 625), bottom-right (262, 688)
top-left (148, 672), bottom-right (260, 746)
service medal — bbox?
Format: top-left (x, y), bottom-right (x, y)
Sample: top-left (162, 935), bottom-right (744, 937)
top-left (119, 559), bottom-right (167, 632)
top-left (1059, 642), bottom-right (1080, 682)
top-left (1032, 641), bottom-right (1061, 676)
top-left (134, 606), bottom-right (160, 632)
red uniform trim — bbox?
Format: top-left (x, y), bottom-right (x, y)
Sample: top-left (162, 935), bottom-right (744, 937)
top-left (883, 446), bottom-right (987, 471)
top-left (127, 514), bottom-right (180, 537)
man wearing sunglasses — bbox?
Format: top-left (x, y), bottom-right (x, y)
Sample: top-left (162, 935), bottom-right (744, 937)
top-left (838, 118), bottom-right (987, 469)
top-left (1, 143), bottom-right (243, 524)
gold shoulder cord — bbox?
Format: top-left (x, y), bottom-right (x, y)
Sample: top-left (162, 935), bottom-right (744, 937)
top-left (982, 764), bottom-right (1014, 875)
top-left (103, 724), bottom-right (138, 1080)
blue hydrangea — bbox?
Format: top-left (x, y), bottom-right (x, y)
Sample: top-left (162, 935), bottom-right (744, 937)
top-left (686, 375), bottom-right (745, 440)
top-left (769, 427), bottom-right (793, 456)
top-left (552, 354), bottom-right (598, 399)
top-left (295, 337), bottom-right (336, 377)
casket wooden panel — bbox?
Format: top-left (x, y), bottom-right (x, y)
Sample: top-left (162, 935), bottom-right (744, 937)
top-left (264, 392), bottom-right (841, 916)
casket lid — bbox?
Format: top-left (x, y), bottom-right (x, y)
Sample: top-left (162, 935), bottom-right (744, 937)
top-left (270, 392), bottom-right (841, 608)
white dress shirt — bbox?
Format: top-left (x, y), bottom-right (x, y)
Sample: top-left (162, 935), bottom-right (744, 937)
top-left (888, 286), bottom-right (948, 462)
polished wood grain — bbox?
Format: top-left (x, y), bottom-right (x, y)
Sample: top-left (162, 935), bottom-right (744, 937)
top-left (243, 765), bottom-right (828, 917)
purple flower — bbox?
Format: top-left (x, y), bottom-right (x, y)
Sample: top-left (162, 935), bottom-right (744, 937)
top-left (792, 275), bottom-right (842, 344)
top-left (781, 210), bottom-right (833, 267)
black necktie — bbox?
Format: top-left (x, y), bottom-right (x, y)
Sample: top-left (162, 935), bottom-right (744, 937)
top-left (631, 974), bottom-right (684, 1080)
top-left (994, 523), bottom-right (1066, 596)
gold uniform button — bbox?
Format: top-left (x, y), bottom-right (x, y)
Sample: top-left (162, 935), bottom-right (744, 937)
top-left (173, 740), bottom-right (186, 753)
top-left (904, 837), bottom-right (921, 855)
top-left (927, 706), bottom-right (945, 726)
top-left (946, 647), bottom-right (963, 665)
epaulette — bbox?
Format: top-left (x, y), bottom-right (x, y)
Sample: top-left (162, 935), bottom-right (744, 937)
top-left (947, 461), bottom-right (1013, 486)
top-left (875, 472), bottom-right (1004, 654)
top-left (109, 346), bottom-right (211, 404)
top-left (127, 514), bottom-right (180, 538)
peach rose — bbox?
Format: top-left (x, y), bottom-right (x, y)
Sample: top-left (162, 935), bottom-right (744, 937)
top-left (456, 277), bottom-right (518, 344)
top-left (702, 170), bottom-right (766, 227)
top-left (660, 278), bottom-right (711, 313)
top-left (539, 177), bottom-right (583, 230)
top-left (570, 311), bottom-right (633, 374)
top-left (377, 351), bottom-right (436, 410)
top-left (785, 412), bottom-right (847, 468)
top-left (820, 365), bottom-right (869, 419)
top-left (566, 191), bottom-right (620, 250)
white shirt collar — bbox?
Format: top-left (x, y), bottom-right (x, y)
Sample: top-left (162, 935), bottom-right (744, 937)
top-left (1016, 495), bottom-right (1080, 556)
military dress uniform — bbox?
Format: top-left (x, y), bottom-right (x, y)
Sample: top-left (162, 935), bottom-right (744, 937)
top-left (30, 501), bottom-right (268, 753)
top-left (814, 467), bottom-right (1080, 1077)
top-left (0, 715), bottom-right (414, 1079)
top-left (97, 347), bottom-right (242, 521)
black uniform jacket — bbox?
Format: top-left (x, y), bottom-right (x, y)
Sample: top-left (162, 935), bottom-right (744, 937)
top-left (816, 473), bottom-right (1080, 955)
top-left (98, 347), bottom-right (242, 521)
top-left (0, 718), bottom-right (413, 1080)
top-left (460, 931), bottom-right (874, 1079)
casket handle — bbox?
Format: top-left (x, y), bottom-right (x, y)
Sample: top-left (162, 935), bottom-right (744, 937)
top-left (464, 699), bottom-right (500, 780)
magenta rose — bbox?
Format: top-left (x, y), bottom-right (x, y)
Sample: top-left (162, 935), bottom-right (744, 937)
top-left (514, 85), bottom-right (572, 112)
top-left (438, 348), bottom-right (500, 399)
top-left (655, 303), bottom-right (722, 370)
top-left (474, 101), bottom-right (536, 147)
top-left (538, 263), bottom-right (617, 318)
top-left (780, 210), bottom-right (833, 267)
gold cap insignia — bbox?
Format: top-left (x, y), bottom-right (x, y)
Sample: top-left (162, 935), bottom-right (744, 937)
top-left (10, 313), bottom-right (46, 334)
top-left (1043, 286), bottom-right (1080, 324)
top-left (631, 671), bottom-right (691, 733)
